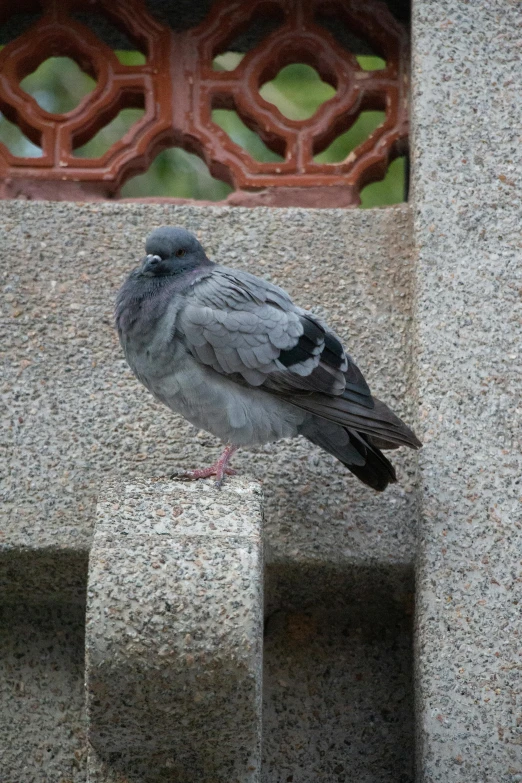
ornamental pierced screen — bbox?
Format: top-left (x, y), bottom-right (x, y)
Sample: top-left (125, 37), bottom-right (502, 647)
top-left (0, 0), bottom-right (409, 206)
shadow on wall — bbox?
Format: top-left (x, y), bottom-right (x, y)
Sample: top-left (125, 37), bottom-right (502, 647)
top-left (263, 562), bottom-right (415, 783)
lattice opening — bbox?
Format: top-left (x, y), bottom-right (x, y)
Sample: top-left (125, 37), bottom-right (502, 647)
top-left (314, 111), bottom-right (386, 163)
top-left (212, 109), bottom-right (284, 162)
top-left (356, 55), bottom-right (386, 71)
top-left (360, 156), bottom-right (407, 207)
top-left (259, 64), bottom-right (337, 121)
top-left (20, 57), bottom-right (96, 113)
top-left (212, 8), bottom-right (285, 65)
top-left (212, 52), bottom-right (244, 72)
top-left (73, 108), bottom-right (146, 158)
top-left (0, 112), bottom-right (42, 157)
top-left (119, 147), bottom-right (233, 201)
top-left (114, 50), bottom-right (146, 66)
top-left (70, 11), bottom-right (147, 62)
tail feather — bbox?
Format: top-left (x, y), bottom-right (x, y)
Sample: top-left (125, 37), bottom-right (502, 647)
top-left (348, 431), bottom-right (397, 491)
top-left (345, 446), bottom-right (397, 491)
top-left (300, 417), bottom-right (398, 492)
top-left (289, 394), bottom-right (421, 450)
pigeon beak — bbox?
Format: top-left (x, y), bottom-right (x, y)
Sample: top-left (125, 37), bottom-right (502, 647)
top-left (141, 254), bottom-right (162, 275)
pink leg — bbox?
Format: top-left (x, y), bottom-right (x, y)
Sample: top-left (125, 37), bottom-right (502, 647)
top-left (174, 445), bottom-right (238, 487)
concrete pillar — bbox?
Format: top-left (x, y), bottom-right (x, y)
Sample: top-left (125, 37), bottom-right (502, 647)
top-left (85, 477), bottom-right (264, 782)
top-left (412, 1), bottom-right (522, 780)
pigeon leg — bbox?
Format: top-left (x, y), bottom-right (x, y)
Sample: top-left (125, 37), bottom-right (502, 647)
top-left (174, 445), bottom-right (238, 487)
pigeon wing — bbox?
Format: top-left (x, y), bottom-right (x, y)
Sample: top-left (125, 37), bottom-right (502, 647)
top-left (178, 266), bottom-right (349, 395)
top-left (178, 267), bottom-right (420, 449)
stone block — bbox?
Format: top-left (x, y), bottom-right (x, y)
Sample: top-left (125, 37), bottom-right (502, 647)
top-left (85, 477), bottom-right (263, 782)
top-left (411, 1), bottom-right (522, 779)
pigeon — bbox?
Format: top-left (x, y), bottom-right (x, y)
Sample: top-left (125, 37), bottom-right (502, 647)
top-left (115, 226), bottom-right (421, 489)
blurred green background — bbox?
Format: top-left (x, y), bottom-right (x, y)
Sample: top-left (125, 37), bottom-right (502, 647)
top-left (0, 53), bottom-right (406, 205)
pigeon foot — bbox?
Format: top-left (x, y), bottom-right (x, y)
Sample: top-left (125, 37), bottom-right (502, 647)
top-left (172, 445), bottom-right (238, 488)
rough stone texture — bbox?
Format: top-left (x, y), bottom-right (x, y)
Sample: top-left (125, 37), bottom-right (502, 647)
top-left (263, 563), bottom-right (414, 783)
top-left (0, 602), bottom-right (87, 782)
top-left (1, 201), bottom-right (418, 600)
top-left (0, 565), bottom-right (415, 783)
top-left (2, 3), bottom-right (521, 779)
top-left (411, 2), bottom-right (522, 781)
top-left (86, 477), bottom-right (263, 783)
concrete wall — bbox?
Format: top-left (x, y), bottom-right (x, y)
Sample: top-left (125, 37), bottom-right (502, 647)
top-left (1, 201), bottom-right (417, 590)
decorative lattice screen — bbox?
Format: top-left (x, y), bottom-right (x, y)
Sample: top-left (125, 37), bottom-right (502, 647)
top-left (0, 0), bottom-right (409, 205)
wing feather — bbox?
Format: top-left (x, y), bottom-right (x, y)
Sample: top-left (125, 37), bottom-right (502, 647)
top-left (179, 267), bottom-right (335, 384)
top-left (176, 266), bottom-right (420, 450)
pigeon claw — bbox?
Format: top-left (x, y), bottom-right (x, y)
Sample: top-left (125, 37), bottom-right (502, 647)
top-left (170, 445), bottom-right (238, 489)
top-left (176, 465), bottom-right (236, 486)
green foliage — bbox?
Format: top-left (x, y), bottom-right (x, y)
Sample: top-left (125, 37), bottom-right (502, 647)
top-left (360, 157), bottom-right (406, 208)
top-left (20, 56), bottom-right (96, 113)
top-left (75, 108), bottom-right (146, 158)
top-left (259, 63), bottom-right (336, 120)
top-left (314, 111), bottom-right (386, 164)
top-left (0, 114), bottom-right (41, 157)
top-left (211, 109), bottom-right (284, 162)
top-left (114, 50), bottom-right (146, 65)
top-left (120, 148), bottom-right (233, 201)
top-left (356, 54), bottom-right (386, 71)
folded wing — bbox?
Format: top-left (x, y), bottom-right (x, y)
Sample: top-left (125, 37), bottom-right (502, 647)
top-left (178, 266), bottom-right (421, 451)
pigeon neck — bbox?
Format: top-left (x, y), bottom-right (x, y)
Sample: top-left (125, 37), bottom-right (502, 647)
top-left (115, 264), bottom-right (213, 337)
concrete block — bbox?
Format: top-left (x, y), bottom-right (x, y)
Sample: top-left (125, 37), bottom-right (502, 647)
top-left (85, 477), bottom-right (263, 782)
top-left (412, 1), bottom-right (522, 780)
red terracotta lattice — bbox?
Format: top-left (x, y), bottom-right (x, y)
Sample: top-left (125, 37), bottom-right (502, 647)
top-left (0, 0), bottom-right (409, 206)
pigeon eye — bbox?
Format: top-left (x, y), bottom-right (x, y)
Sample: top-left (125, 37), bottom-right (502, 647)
top-left (176, 248), bottom-right (186, 258)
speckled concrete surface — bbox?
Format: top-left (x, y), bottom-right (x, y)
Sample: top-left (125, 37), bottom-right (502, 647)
top-left (1, 201), bottom-right (417, 599)
top-left (0, 602), bottom-right (87, 782)
top-left (86, 478), bottom-right (263, 782)
top-left (412, 2), bottom-right (522, 780)
top-left (1, 3), bottom-right (520, 778)
top-left (263, 563), bottom-right (414, 783)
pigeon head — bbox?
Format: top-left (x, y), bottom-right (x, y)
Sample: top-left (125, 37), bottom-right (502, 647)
top-left (139, 227), bottom-right (212, 278)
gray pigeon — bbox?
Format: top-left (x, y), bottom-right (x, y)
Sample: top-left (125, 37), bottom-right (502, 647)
top-left (115, 227), bottom-right (421, 489)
